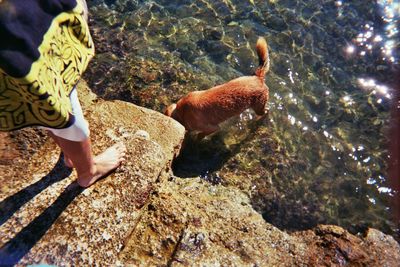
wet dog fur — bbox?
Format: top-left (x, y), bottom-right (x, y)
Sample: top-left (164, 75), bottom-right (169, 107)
top-left (165, 37), bottom-right (270, 138)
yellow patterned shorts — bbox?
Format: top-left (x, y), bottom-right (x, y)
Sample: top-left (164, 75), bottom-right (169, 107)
top-left (0, 0), bottom-right (94, 131)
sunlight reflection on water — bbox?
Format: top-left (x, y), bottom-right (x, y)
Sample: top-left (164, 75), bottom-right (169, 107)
top-left (87, 0), bottom-right (399, 239)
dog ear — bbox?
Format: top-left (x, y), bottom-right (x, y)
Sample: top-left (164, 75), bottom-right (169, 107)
top-left (165, 103), bottom-right (177, 117)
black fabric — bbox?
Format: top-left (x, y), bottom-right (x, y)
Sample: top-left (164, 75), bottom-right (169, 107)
top-left (0, 0), bottom-right (77, 77)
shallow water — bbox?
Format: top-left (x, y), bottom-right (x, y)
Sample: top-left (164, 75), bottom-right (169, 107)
top-left (85, 0), bottom-right (399, 239)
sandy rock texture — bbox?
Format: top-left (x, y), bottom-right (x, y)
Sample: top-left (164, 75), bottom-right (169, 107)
top-left (0, 81), bottom-right (399, 266)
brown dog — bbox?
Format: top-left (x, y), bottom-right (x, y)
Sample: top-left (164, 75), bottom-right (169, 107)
top-left (165, 37), bottom-right (270, 138)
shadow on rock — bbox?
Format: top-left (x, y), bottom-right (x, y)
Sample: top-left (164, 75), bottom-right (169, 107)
top-left (0, 154), bottom-right (72, 227)
top-left (0, 154), bottom-right (83, 265)
top-left (171, 133), bottom-right (231, 181)
top-left (0, 181), bottom-right (83, 265)
top-left (172, 117), bottom-right (267, 183)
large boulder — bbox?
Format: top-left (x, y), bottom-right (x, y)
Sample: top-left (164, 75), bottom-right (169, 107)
top-left (119, 177), bottom-right (306, 266)
top-left (120, 177), bottom-right (400, 266)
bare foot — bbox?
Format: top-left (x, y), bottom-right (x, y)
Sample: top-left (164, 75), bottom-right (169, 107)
top-left (77, 142), bottom-right (127, 188)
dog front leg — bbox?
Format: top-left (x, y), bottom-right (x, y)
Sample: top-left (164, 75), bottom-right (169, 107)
top-left (197, 125), bottom-right (220, 140)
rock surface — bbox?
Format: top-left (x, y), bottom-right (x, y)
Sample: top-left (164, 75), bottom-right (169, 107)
top-left (0, 82), bottom-right (399, 266)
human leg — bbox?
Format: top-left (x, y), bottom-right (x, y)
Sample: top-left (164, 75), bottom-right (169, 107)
top-left (47, 131), bottom-right (74, 168)
top-left (44, 88), bottom-right (126, 187)
top-left (44, 88), bottom-right (88, 168)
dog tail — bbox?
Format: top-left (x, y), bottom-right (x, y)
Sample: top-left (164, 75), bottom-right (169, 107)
top-left (255, 37), bottom-right (270, 78)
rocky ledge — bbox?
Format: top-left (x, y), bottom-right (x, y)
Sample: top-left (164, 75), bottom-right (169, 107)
top-left (0, 81), bottom-right (399, 266)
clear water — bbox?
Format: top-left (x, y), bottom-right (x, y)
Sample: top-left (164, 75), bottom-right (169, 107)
top-left (85, 0), bottom-right (399, 239)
